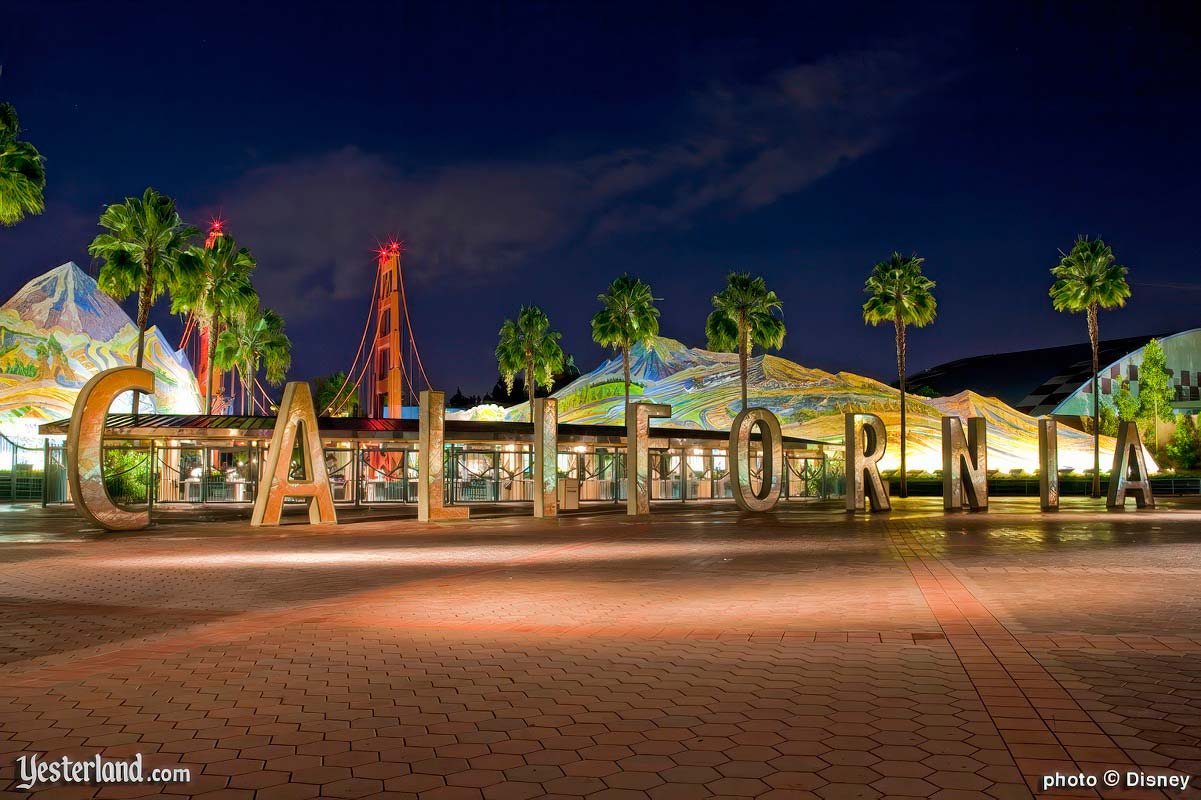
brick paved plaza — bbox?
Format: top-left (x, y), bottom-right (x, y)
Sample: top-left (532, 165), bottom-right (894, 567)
top-left (2, 499), bottom-right (1201, 799)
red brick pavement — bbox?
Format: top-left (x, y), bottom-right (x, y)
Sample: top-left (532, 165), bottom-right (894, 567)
top-left (0, 499), bottom-right (1199, 799)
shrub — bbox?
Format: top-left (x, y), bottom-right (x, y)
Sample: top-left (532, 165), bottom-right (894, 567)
top-left (1166, 415), bottom-right (1201, 470)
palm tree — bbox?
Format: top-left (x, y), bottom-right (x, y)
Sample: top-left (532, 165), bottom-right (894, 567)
top-left (89, 187), bottom-right (197, 412)
top-left (496, 306), bottom-right (565, 414)
top-left (1050, 236), bottom-right (1131, 497)
top-left (174, 235), bottom-right (258, 413)
top-left (315, 370), bottom-right (360, 417)
top-left (705, 273), bottom-right (785, 411)
top-left (862, 253), bottom-right (937, 499)
top-left (591, 275), bottom-right (660, 421)
top-left (0, 102), bottom-right (45, 226)
top-left (216, 305), bottom-right (291, 414)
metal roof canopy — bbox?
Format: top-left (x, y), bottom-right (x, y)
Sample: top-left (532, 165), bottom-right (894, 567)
top-left (904, 332), bottom-right (1173, 414)
top-left (39, 413), bottom-right (827, 452)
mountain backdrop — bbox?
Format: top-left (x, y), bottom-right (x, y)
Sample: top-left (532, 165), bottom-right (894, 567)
top-left (0, 263), bottom-right (201, 443)
top-left (484, 336), bottom-right (1122, 473)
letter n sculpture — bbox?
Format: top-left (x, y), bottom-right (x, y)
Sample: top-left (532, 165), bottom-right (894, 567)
top-left (942, 416), bottom-right (988, 511)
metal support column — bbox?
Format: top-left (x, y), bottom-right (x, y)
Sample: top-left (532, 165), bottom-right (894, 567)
top-left (201, 447), bottom-right (209, 504)
top-left (353, 442), bottom-right (361, 507)
top-left (148, 440), bottom-right (156, 516)
top-left (493, 448), bottom-right (501, 502)
top-left (41, 439), bottom-right (49, 507)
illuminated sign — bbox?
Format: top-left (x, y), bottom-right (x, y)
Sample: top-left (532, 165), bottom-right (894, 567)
top-left (1108, 422), bottom-right (1154, 510)
top-left (942, 416), bottom-right (988, 511)
top-left (67, 367), bottom-right (155, 531)
top-left (845, 413), bottom-right (890, 513)
top-left (533, 398), bottom-right (558, 518)
top-left (626, 402), bottom-right (672, 515)
top-left (728, 408), bottom-right (783, 512)
top-left (1039, 419), bottom-right (1058, 511)
top-left (419, 390), bottom-right (470, 521)
top-left (251, 382), bottom-right (337, 527)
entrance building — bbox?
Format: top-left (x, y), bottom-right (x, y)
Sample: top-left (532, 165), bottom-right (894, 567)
top-left (38, 413), bottom-right (838, 509)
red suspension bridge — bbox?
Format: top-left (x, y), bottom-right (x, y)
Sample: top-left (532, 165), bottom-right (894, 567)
top-left (180, 231), bottom-right (431, 418)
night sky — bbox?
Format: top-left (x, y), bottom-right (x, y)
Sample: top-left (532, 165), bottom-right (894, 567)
top-left (4, 1), bottom-right (1201, 396)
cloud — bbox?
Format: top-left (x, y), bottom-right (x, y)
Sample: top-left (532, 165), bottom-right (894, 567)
top-left (203, 47), bottom-right (933, 320)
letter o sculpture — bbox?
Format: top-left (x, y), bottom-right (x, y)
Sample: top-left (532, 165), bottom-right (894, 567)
top-left (728, 407), bottom-right (783, 512)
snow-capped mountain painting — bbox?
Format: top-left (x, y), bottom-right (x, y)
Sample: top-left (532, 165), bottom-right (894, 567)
top-left (488, 336), bottom-right (1125, 473)
top-left (0, 262), bottom-right (201, 441)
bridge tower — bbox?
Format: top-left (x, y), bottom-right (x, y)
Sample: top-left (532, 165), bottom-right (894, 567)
top-left (196, 219), bottom-right (227, 412)
top-left (370, 242), bottom-right (406, 417)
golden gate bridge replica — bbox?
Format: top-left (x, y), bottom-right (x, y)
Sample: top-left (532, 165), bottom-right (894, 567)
top-left (180, 226), bottom-right (431, 418)
top-left (320, 239), bottom-right (432, 418)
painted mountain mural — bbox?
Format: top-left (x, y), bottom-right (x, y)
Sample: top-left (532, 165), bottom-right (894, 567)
top-left (0, 262), bottom-right (201, 442)
top-left (489, 336), bottom-right (1124, 473)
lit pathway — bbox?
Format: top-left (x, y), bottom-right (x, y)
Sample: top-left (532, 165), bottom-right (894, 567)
top-left (1, 499), bottom-right (1200, 799)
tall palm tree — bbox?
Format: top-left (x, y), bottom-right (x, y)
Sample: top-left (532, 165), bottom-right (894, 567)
top-left (496, 306), bottom-right (565, 414)
top-left (862, 253), bottom-right (937, 499)
top-left (174, 235), bottom-right (258, 413)
top-left (591, 274), bottom-right (660, 421)
top-left (1050, 236), bottom-right (1131, 497)
top-left (89, 187), bottom-right (197, 413)
top-left (705, 273), bottom-right (785, 411)
top-left (0, 102), bottom-right (45, 226)
top-left (216, 305), bottom-right (291, 414)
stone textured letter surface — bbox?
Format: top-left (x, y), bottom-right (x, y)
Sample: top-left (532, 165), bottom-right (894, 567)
top-left (67, 367), bottom-right (155, 531)
top-left (729, 407), bottom-right (783, 512)
top-left (942, 416), bottom-right (988, 511)
top-left (419, 390), bottom-right (469, 521)
top-left (845, 413), bottom-right (890, 512)
top-left (1038, 418), bottom-right (1059, 511)
top-left (251, 381), bottom-right (337, 527)
top-left (1107, 421), bottom-right (1154, 510)
top-left (533, 398), bottom-right (558, 518)
top-left (626, 402), bottom-right (671, 516)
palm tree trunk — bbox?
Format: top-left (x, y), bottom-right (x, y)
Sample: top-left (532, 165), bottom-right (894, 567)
top-left (131, 262), bottom-right (154, 416)
top-left (623, 343), bottom-right (631, 423)
top-left (205, 312), bottom-right (218, 415)
top-left (527, 357), bottom-right (535, 417)
top-left (1088, 304), bottom-right (1100, 498)
top-left (243, 363), bottom-right (252, 415)
top-left (739, 321), bottom-right (749, 412)
top-left (895, 314), bottom-right (907, 498)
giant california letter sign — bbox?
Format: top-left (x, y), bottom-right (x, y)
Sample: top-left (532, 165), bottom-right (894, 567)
top-left (1038, 418), bottom-right (1059, 511)
top-left (1107, 421), bottom-right (1154, 510)
top-left (251, 381), bottom-right (337, 527)
top-left (67, 366), bottom-right (156, 531)
top-left (942, 416), bottom-right (988, 511)
top-left (845, 413), bottom-right (890, 512)
top-left (626, 401), bottom-right (671, 516)
top-left (729, 407), bottom-right (783, 511)
top-left (419, 390), bottom-right (469, 521)
top-left (532, 397), bottom-right (558, 518)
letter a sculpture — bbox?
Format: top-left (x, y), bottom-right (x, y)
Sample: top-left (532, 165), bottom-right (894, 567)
top-left (1107, 421), bottom-right (1155, 510)
top-left (252, 382), bottom-right (338, 526)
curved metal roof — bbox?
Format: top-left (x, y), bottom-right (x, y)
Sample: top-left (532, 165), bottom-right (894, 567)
top-left (904, 333), bottom-right (1174, 416)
